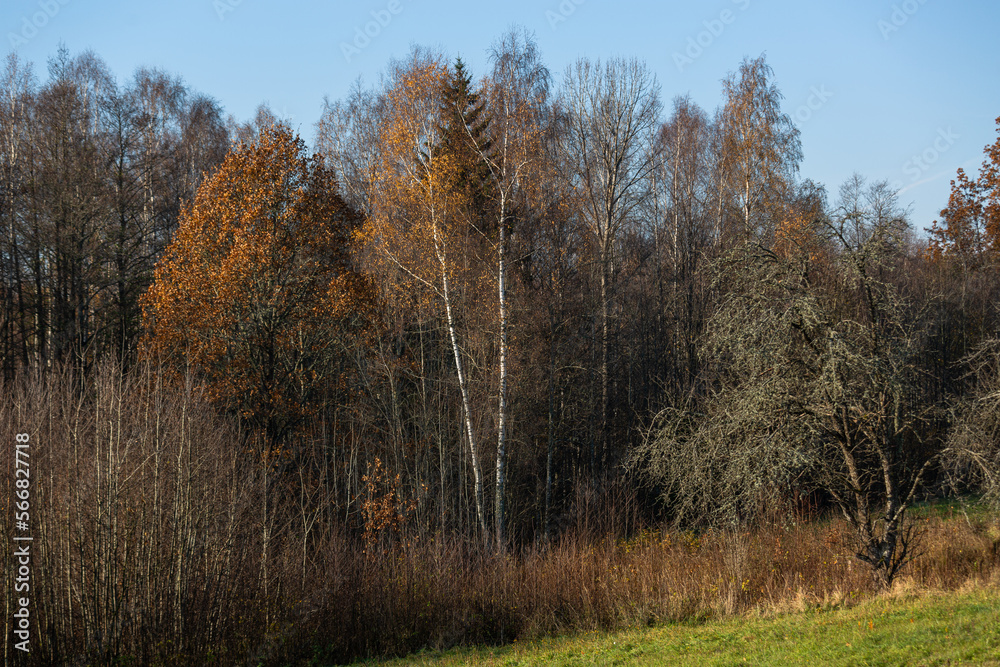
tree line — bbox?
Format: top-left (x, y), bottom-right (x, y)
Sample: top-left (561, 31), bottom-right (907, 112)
top-left (0, 46), bottom-right (233, 372)
top-left (4, 32), bottom-right (1000, 585)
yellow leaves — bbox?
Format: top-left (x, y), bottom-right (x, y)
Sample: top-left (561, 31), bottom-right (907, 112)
top-left (359, 57), bottom-right (489, 313)
top-left (775, 210), bottom-right (818, 260)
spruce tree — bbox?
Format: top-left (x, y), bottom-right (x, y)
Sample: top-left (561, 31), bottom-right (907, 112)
top-left (436, 57), bottom-right (494, 228)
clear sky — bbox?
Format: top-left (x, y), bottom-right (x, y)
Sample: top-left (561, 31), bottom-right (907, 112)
top-left (3, 0), bottom-right (998, 234)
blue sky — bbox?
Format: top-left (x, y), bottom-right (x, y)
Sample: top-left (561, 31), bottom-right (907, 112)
top-left (3, 0), bottom-right (998, 234)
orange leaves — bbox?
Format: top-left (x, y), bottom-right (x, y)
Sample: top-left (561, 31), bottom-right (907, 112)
top-left (358, 54), bottom-right (478, 311)
top-left (141, 124), bottom-right (368, 443)
top-left (775, 210), bottom-right (814, 258)
top-left (775, 206), bottom-right (826, 265)
top-left (927, 117), bottom-right (1000, 267)
top-left (927, 168), bottom-right (987, 265)
top-left (360, 456), bottom-right (416, 555)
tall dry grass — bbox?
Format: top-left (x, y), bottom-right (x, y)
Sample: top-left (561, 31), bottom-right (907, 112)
top-left (1, 363), bottom-right (998, 665)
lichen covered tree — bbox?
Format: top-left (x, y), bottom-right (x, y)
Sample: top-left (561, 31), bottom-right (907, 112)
top-left (631, 176), bottom-right (942, 587)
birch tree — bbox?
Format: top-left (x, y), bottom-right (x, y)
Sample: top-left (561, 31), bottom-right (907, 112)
top-left (716, 55), bottom-right (801, 247)
top-left (469, 28), bottom-right (550, 547)
top-left (360, 52), bottom-right (492, 540)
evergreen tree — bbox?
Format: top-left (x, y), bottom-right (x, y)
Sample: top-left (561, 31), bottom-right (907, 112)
top-left (435, 58), bottom-right (494, 227)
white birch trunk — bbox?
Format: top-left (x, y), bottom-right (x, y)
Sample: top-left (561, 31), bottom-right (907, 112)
top-left (436, 232), bottom-right (489, 540)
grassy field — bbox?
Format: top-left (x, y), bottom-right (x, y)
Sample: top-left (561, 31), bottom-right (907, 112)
top-left (352, 586), bottom-right (1000, 666)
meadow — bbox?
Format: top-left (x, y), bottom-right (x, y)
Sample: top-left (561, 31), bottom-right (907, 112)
top-left (354, 587), bottom-right (1000, 666)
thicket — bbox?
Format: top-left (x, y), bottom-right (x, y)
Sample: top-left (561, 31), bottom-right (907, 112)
top-left (2, 32), bottom-right (1000, 665)
top-left (1, 362), bottom-right (998, 665)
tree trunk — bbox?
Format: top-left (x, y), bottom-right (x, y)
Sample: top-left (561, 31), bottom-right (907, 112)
top-left (439, 250), bottom-right (489, 541)
top-left (545, 305), bottom-right (556, 542)
top-left (495, 210), bottom-right (509, 549)
top-left (600, 242), bottom-right (610, 473)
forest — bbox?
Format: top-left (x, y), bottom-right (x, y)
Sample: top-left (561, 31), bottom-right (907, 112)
top-left (1, 29), bottom-right (999, 665)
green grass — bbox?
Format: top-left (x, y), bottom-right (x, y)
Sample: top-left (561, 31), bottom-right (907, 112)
top-left (350, 587), bottom-right (1000, 666)
top-left (909, 495), bottom-right (995, 523)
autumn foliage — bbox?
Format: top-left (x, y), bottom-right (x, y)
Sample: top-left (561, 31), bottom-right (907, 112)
top-left (142, 124), bottom-right (368, 443)
top-left (8, 39), bottom-right (1000, 665)
top-left (928, 117), bottom-right (1000, 264)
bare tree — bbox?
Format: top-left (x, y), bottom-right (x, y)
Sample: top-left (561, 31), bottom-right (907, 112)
top-left (316, 80), bottom-right (385, 217)
top-left (28, 48), bottom-right (112, 365)
top-left (645, 96), bottom-right (713, 395)
top-left (0, 53), bottom-right (35, 374)
top-left (559, 56), bottom-right (661, 471)
top-left (943, 342), bottom-right (1000, 507)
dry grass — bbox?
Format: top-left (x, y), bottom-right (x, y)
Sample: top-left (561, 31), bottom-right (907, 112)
top-left (1, 363), bottom-right (998, 666)
top-left (282, 509), bottom-right (999, 664)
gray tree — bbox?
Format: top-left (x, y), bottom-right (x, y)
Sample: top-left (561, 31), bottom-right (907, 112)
top-left (943, 340), bottom-right (1000, 507)
top-left (631, 176), bottom-right (942, 587)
